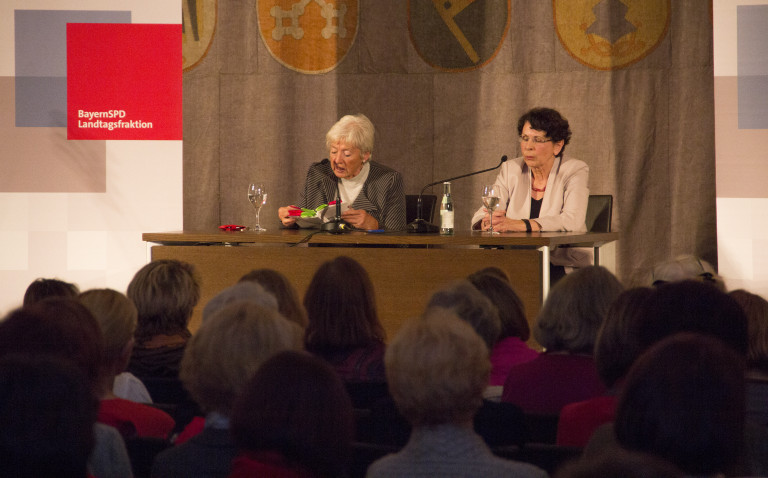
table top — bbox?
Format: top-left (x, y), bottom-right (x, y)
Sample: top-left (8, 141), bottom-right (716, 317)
top-left (143, 229), bottom-right (619, 247)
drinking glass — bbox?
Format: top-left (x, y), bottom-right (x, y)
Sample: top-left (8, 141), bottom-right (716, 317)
top-left (481, 184), bottom-right (503, 234)
top-left (247, 183), bottom-right (267, 231)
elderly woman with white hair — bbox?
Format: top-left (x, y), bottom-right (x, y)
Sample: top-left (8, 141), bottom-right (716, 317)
top-left (277, 113), bottom-right (406, 231)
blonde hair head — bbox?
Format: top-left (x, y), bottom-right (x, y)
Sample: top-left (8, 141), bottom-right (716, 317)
top-left (79, 289), bottom-right (137, 366)
top-left (180, 301), bottom-right (303, 415)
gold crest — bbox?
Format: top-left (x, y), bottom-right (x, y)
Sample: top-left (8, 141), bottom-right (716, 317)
top-left (257, 0), bottom-right (359, 74)
top-left (554, 0), bottom-right (670, 70)
top-left (182, 0), bottom-right (217, 72)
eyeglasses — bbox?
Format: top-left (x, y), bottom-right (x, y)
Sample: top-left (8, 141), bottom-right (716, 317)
top-left (519, 135), bottom-right (552, 144)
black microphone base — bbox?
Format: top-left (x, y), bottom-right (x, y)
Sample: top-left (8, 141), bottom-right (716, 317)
top-left (321, 219), bottom-right (353, 234)
top-left (406, 219), bottom-right (440, 234)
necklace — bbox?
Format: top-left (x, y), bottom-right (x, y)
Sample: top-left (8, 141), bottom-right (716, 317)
top-left (531, 172), bottom-right (546, 192)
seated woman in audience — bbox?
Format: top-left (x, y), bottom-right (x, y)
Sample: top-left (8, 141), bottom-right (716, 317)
top-left (0, 301), bottom-right (133, 478)
top-left (467, 270), bottom-right (538, 390)
top-left (228, 351), bottom-right (354, 478)
top-left (80, 288), bottom-right (174, 438)
top-left (557, 287), bottom-right (654, 447)
top-left (239, 268), bottom-right (308, 328)
top-left (615, 333), bottom-right (746, 477)
top-left (366, 310), bottom-right (547, 478)
top-left (0, 355), bottom-right (98, 478)
top-left (151, 301), bottom-right (302, 478)
top-left (729, 289), bottom-right (768, 427)
top-left (23, 276), bottom-right (79, 305)
top-left (502, 266), bottom-right (623, 414)
top-left (126, 259), bottom-right (200, 380)
top-left (303, 256), bottom-right (387, 382)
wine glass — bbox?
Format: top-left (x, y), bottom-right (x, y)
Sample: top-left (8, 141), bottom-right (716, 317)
top-left (247, 183), bottom-right (267, 231)
top-left (482, 184), bottom-right (503, 234)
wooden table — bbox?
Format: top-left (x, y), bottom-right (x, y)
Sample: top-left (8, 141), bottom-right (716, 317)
top-left (143, 230), bottom-right (619, 344)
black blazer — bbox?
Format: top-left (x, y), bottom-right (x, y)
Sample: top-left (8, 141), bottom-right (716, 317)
top-left (299, 159), bottom-right (406, 231)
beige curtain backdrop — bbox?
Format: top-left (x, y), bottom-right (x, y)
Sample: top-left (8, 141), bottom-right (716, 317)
top-left (182, 0), bottom-right (715, 287)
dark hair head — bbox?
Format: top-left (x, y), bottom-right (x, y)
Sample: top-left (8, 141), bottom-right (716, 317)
top-left (517, 107), bottom-right (572, 158)
top-left (303, 256), bottom-right (384, 352)
top-left (616, 333), bottom-right (745, 475)
top-left (555, 448), bottom-right (683, 478)
top-left (239, 268), bottom-right (308, 328)
top-left (127, 259), bottom-right (200, 342)
top-left (534, 266), bottom-right (624, 354)
top-left (594, 287), bottom-right (655, 388)
top-left (467, 273), bottom-right (529, 341)
top-left (23, 278), bottom-right (79, 306)
top-left (0, 299), bottom-right (105, 395)
top-left (0, 354), bottom-right (97, 478)
top-left (230, 351), bottom-right (354, 478)
top-left (638, 280), bottom-right (748, 356)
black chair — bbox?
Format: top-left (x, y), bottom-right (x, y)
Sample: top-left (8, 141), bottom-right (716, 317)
top-left (405, 194), bottom-right (437, 224)
top-left (585, 194), bottom-right (613, 232)
top-left (523, 412), bottom-right (560, 444)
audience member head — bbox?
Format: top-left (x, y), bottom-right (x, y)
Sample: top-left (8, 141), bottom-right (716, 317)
top-left (555, 449), bottom-right (683, 478)
top-left (239, 268), bottom-right (308, 328)
top-left (127, 259), bottom-right (200, 342)
top-left (470, 266), bottom-right (511, 283)
top-left (231, 351), bottom-right (354, 478)
top-left (23, 277), bottom-right (79, 306)
top-left (615, 333), bottom-right (745, 476)
top-left (79, 288), bottom-right (138, 380)
top-left (426, 280), bottom-right (501, 350)
top-left (385, 310), bottom-right (490, 427)
top-left (534, 266), bottom-right (624, 354)
top-left (180, 302), bottom-right (302, 416)
top-left (649, 254), bottom-right (724, 290)
top-left (0, 355), bottom-right (98, 478)
top-left (729, 289), bottom-right (768, 373)
top-left (0, 298), bottom-right (105, 396)
top-left (303, 256), bottom-right (384, 353)
top-left (637, 280), bottom-right (748, 356)
top-left (468, 272), bottom-right (529, 342)
top-left (202, 281), bottom-right (278, 323)
top-left (594, 287), bottom-right (655, 389)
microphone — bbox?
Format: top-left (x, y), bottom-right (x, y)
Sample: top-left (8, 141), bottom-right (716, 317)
top-left (407, 155), bottom-right (508, 233)
top-left (320, 176), bottom-right (353, 234)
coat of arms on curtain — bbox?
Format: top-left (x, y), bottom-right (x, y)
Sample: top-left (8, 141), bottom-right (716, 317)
top-left (183, 0), bottom-right (217, 71)
top-left (257, 0), bottom-right (359, 74)
top-left (554, 0), bottom-right (670, 70)
top-left (408, 0), bottom-right (510, 71)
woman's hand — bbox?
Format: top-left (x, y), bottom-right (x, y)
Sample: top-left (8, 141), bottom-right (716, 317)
top-left (480, 210), bottom-right (537, 232)
top-left (278, 206), bottom-right (298, 227)
top-left (341, 209), bottom-right (379, 230)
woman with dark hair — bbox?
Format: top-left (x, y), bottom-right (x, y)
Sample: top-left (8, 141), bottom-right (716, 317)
top-left (23, 277), bottom-right (79, 305)
top-left (467, 271), bottom-right (537, 389)
top-left (126, 259), bottom-right (200, 379)
top-left (730, 289), bottom-right (768, 427)
top-left (228, 351), bottom-right (354, 478)
top-left (615, 333), bottom-right (746, 477)
top-left (238, 268), bottom-right (308, 328)
top-left (471, 107), bottom-right (588, 234)
top-left (303, 256), bottom-right (386, 382)
top-left (557, 287), bottom-right (655, 447)
top-left (501, 266), bottom-right (623, 414)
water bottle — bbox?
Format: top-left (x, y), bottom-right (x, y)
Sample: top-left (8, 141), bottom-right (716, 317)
top-left (440, 182), bottom-right (454, 235)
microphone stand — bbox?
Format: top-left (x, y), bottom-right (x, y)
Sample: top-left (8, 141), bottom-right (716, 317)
top-left (320, 177), bottom-right (353, 234)
top-left (407, 155), bottom-right (508, 233)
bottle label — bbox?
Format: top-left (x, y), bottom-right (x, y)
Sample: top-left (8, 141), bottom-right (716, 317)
top-left (441, 210), bottom-right (454, 229)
